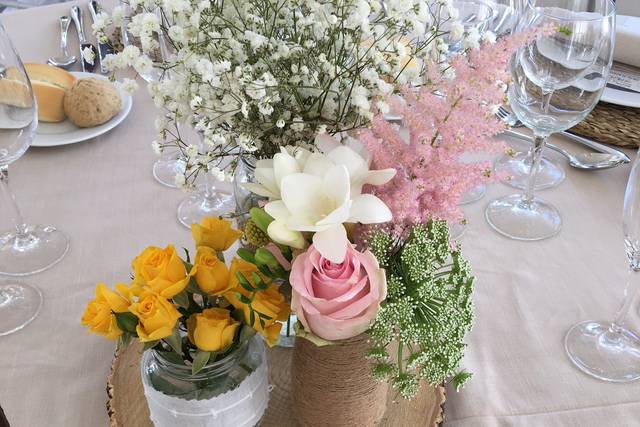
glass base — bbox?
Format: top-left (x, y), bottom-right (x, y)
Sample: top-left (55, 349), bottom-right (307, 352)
top-left (485, 194), bottom-right (561, 241)
top-left (153, 158), bottom-right (186, 188)
top-left (495, 152), bottom-right (565, 190)
top-left (0, 281), bottom-right (42, 336)
top-left (0, 225), bottom-right (69, 276)
top-left (565, 320), bottom-right (640, 383)
top-left (177, 189), bottom-right (235, 228)
top-left (460, 185), bottom-right (486, 205)
top-left (449, 222), bottom-right (466, 240)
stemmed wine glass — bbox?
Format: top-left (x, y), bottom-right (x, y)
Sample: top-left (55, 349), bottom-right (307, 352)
top-left (565, 150), bottom-right (640, 382)
top-left (485, 0), bottom-right (615, 240)
top-left (176, 130), bottom-right (234, 228)
top-left (0, 23), bottom-right (68, 334)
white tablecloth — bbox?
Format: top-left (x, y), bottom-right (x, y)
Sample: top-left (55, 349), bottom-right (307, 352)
top-left (1, 2), bottom-right (640, 426)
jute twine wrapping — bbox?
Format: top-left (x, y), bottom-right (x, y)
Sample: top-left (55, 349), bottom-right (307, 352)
top-left (108, 341), bottom-right (445, 426)
top-left (570, 101), bottom-right (640, 148)
top-left (292, 334), bottom-right (388, 427)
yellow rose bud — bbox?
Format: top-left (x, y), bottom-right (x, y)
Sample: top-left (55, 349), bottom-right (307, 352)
top-left (225, 258), bottom-right (290, 347)
top-left (187, 308), bottom-right (240, 352)
top-left (81, 283), bottom-right (130, 340)
top-left (191, 217), bottom-right (242, 251)
top-left (129, 292), bottom-right (182, 342)
top-left (131, 245), bottom-right (190, 298)
top-left (193, 247), bottom-right (232, 295)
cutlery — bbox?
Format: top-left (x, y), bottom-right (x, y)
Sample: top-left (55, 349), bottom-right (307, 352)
top-left (70, 5), bottom-right (97, 72)
top-left (87, 0), bottom-right (112, 74)
top-left (47, 16), bottom-right (76, 69)
top-left (504, 129), bottom-right (629, 170)
top-left (496, 106), bottom-right (630, 169)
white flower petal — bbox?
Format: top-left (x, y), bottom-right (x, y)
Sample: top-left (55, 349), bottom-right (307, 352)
top-left (255, 167), bottom-right (278, 195)
top-left (348, 194), bottom-right (393, 224)
top-left (267, 220), bottom-right (306, 249)
top-left (303, 153), bottom-right (334, 177)
top-left (273, 150), bottom-right (301, 189)
top-left (312, 224), bottom-right (348, 263)
top-left (314, 133), bottom-right (340, 153)
top-left (281, 173), bottom-right (325, 216)
top-left (264, 200), bottom-right (291, 220)
top-left (326, 146), bottom-right (368, 179)
top-left (316, 199), bottom-right (352, 226)
top-left (322, 165), bottom-right (350, 206)
top-left (363, 169), bottom-right (396, 186)
top-left (241, 182), bottom-right (279, 199)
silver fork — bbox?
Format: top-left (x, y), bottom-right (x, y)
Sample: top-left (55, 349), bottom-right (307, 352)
top-left (496, 106), bottom-right (630, 170)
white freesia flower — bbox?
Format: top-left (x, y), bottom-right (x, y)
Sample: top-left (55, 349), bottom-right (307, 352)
top-left (242, 146), bottom-right (312, 199)
top-left (82, 47), bottom-right (95, 65)
top-left (265, 164), bottom-right (392, 262)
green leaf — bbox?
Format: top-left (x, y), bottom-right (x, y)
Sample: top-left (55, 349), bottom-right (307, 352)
top-left (249, 309), bottom-right (256, 326)
top-left (257, 264), bottom-right (274, 278)
top-left (163, 328), bottom-right (183, 357)
top-left (249, 207), bottom-right (274, 233)
top-left (186, 277), bottom-right (206, 295)
top-left (251, 272), bottom-right (266, 289)
top-left (182, 247), bottom-right (191, 264)
top-left (235, 272), bottom-right (256, 292)
top-left (257, 312), bottom-right (273, 320)
top-left (238, 293), bottom-right (253, 305)
top-left (255, 248), bottom-right (279, 267)
top-left (115, 312), bottom-right (139, 334)
top-left (173, 290), bottom-right (190, 309)
top-left (143, 340), bottom-right (160, 351)
top-left (236, 248), bottom-right (256, 264)
top-left (181, 259), bottom-right (193, 274)
top-left (191, 350), bottom-right (211, 375)
top-left (451, 371), bottom-right (473, 392)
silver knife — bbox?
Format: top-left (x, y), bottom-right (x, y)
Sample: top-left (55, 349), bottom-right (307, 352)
top-left (70, 5), bottom-right (97, 72)
top-left (87, 0), bottom-right (112, 74)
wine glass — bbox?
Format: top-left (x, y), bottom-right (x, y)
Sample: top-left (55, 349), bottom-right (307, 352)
top-left (176, 131), bottom-right (234, 228)
top-left (442, 0), bottom-right (495, 53)
top-left (485, 0), bottom-right (615, 241)
top-left (565, 150), bottom-right (640, 382)
top-left (0, 23), bottom-right (65, 334)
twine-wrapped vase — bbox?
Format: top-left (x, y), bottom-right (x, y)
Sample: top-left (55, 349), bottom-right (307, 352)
top-left (292, 334), bottom-right (388, 427)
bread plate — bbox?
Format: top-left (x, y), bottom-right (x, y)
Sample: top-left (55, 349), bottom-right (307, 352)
top-left (31, 72), bottom-right (133, 147)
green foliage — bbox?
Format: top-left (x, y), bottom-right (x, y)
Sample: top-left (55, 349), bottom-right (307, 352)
top-left (368, 221), bottom-right (474, 399)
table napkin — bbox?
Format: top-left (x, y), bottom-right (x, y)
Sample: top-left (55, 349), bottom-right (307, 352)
top-left (614, 15), bottom-right (640, 68)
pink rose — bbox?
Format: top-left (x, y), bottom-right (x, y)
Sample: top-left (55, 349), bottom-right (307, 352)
top-left (290, 243), bottom-right (387, 341)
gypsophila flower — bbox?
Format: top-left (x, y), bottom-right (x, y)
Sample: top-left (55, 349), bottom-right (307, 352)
top-left (151, 140), bottom-right (162, 155)
top-left (120, 78), bottom-right (139, 95)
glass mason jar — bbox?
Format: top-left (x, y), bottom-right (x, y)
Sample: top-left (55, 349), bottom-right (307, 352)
top-left (140, 335), bottom-right (269, 427)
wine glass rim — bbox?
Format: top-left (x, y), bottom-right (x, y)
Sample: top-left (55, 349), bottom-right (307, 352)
top-left (525, 0), bottom-right (616, 21)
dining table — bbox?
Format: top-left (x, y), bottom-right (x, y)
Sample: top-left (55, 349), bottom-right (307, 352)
top-left (1, 2), bottom-right (640, 426)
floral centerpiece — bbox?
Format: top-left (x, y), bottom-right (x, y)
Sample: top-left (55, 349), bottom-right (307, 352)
top-left (82, 218), bottom-right (289, 426)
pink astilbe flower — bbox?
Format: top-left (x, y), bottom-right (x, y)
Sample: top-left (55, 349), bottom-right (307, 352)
top-left (358, 29), bottom-right (541, 228)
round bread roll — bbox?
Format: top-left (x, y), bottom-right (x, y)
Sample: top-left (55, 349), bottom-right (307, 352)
top-left (63, 78), bottom-right (121, 128)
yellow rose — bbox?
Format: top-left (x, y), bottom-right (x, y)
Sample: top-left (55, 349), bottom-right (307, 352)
top-left (193, 246), bottom-right (232, 295)
top-left (225, 258), bottom-right (290, 347)
top-left (191, 217), bottom-right (242, 251)
top-left (187, 308), bottom-right (240, 352)
top-left (81, 283), bottom-right (131, 340)
top-left (132, 245), bottom-right (190, 298)
top-left (129, 292), bottom-right (182, 342)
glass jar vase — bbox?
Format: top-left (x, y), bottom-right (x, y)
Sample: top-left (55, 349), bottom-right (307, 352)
top-left (140, 335), bottom-right (269, 427)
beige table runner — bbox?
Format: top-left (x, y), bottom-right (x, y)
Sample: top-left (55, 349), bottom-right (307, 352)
top-left (0, 2), bottom-right (639, 426)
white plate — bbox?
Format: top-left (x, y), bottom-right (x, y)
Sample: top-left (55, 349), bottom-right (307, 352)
top-left (31, 72), bottom-right (133, 147)
top-left (601, 86), bottom-right (640, 109)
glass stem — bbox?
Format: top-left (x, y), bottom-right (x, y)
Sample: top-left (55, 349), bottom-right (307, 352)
top-left (524, 87), bottom-right (554, 203)
top-left (523, 134), bottom-right (546, 203)
top-left (610, 267), bottom-right (640, 334)
top-left (0, 165), bottom-right (29, 238)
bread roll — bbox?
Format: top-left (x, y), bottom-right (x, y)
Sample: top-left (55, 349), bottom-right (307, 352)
top-left (0, 67), bottom-right (32, 109)
top-left (63, 78), bottom-right (121, 128)
top-left (24, 63), bottom-right (77, 122)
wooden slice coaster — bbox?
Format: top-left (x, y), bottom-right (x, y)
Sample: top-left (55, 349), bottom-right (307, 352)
top-left (107, 341), bottom-right (445, 427)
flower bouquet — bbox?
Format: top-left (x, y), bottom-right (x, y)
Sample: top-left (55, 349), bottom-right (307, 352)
top-left (82, 218), bottom-right (289, 426)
